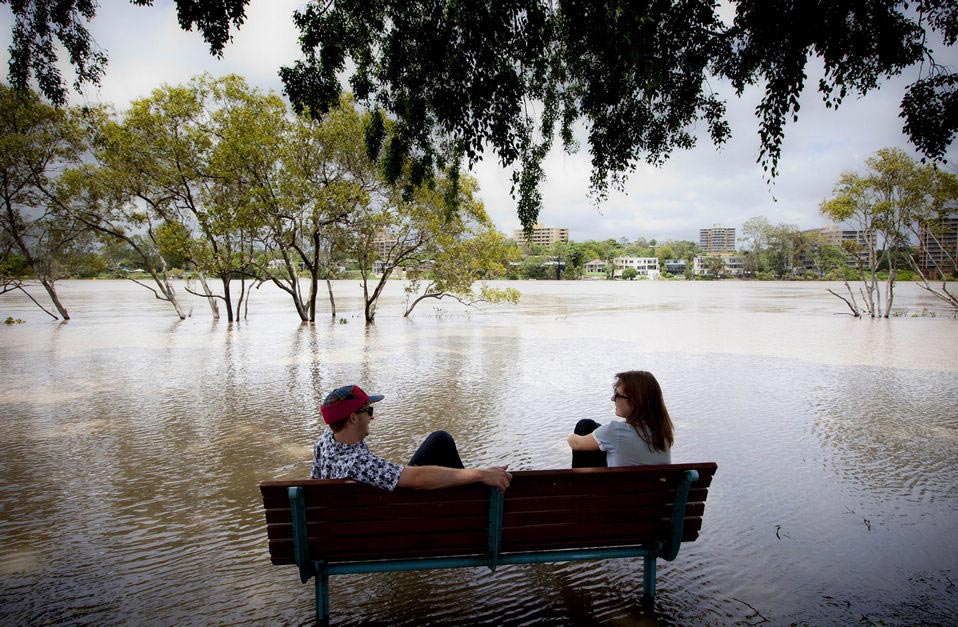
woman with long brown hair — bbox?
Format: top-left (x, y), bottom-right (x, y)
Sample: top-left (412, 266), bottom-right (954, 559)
top-left (567, 370), bottom-right (674, 467)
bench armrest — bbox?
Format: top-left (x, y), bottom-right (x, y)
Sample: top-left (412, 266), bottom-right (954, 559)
top-left (661, 469), bottom-right (698, 561)
top-left (289, 486), bottom-right (314, 583)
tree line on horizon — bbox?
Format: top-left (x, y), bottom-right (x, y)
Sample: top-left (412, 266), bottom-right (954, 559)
top-left (0, 76), bottom-right (519, 323)
top-left (4, 1), bottom-right (956, 237)
top-left (3, 89), bottom-right (954, 321)
top-left (5, 1), bottom-right (957, 321)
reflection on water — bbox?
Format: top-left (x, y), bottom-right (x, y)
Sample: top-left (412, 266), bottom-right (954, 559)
top-left (1, 280), bottom-right (957, 625)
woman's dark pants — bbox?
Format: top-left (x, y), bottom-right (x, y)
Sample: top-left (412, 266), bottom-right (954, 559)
top-left (572, 418), bottom-right (608, 468)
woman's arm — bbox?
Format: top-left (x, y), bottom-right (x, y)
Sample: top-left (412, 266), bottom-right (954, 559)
top-left (566, 433), bottom-right (601, 451)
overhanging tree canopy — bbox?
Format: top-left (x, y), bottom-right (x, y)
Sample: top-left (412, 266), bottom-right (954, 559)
top-left (5, 1), bottom-right (957, 230)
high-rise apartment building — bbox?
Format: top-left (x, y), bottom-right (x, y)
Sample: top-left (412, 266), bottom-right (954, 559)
top-left (373, 229), bottom-right (398, 258)
top-left (817, 225), bottom-right (870, 249)
top-left (813, 225), bottom-right (871, 267)
top-left (699, 226), bottom-right (736, 254)
top-left (918, 216), bottom-right (958, 278)
top-left (513, 224), bottom-right (570, 248)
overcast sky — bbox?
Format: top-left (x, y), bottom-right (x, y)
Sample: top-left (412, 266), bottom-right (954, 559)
top-left (3, 1), bottom-right (956, 244)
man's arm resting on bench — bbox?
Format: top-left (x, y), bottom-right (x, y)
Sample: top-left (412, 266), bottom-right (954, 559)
top-left (397, 465), bottom-right (512, 491)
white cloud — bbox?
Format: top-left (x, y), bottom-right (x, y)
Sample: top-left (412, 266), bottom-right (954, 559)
top-left (2, 2), bottom-right (955, 244)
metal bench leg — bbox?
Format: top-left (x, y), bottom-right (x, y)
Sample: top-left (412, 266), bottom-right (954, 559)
top-left (642, 554), bottom-right (656, 604)
top-left (315, 564), bottom-right (330, 623)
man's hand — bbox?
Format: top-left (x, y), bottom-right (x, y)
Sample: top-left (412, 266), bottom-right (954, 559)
top-left (478, 465), bottom-right (512, 492)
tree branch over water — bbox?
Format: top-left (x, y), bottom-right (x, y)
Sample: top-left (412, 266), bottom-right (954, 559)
top-left (5, 1), bottom-right (956, 231)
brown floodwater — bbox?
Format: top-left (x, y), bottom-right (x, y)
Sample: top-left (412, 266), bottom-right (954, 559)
top-left (1, 279), bottom-right (956, 625)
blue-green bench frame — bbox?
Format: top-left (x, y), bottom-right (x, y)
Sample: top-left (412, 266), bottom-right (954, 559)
top-left (259, 462), bottom-right (717, 622)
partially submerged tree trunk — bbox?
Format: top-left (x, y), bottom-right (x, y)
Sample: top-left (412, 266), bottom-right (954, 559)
top-left (362, 267), bottom-right (393, 324)
top-left (78, 215), bottom-right (188, 319)
top-left (905, 231), bottom-right (958, 317)
top-left (325, 278), bottom-right (336, 319)
top-left (38, 277), bottom-right (69, 320)
top-left (2, 200), bottom-right (71, 320)
top-left (403, 280), bottom-right (521, 318)
top-left (403, 281), bottom-right (442, 317)
top-left (827, 282), bottom-right (862, 317)
top-left (1, 280), bottom-right (60, 319)
top-left (133, 270), bottom-right (186, 319)
top-left (195, 271), bottom-right (220, 319)
top-left (220, 275), bottom-right (235, 322)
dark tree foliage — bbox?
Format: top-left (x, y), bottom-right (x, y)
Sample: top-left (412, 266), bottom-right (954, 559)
top-left (130, 0), bottom-right (249, 56)
top-left (4, 0), bottom-right (104, 106)
top-left (4, 1), bottom-right (957, 230)
top-left (2, 0), bottom-right (248, 106)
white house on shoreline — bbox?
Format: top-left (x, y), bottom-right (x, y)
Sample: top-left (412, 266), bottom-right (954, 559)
top-left (612, 256), bottom-right (660, 279)
top-left (584, 259), bottom-right (607, 274)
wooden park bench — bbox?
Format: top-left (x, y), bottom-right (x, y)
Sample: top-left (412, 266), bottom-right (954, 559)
top-left (259, 462), bottom-right (717, 622)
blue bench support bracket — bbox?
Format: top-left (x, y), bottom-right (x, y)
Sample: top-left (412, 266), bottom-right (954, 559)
top-left (288, 487), bottom-right (332, 622)
top-left (662, 470), bottom-right (698, 561)
top-left (487, 487), bottom-right (504, 572)
top-left (288, 487), bottom-right (313, 583)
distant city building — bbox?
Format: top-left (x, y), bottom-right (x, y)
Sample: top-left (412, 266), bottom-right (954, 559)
top-left (513, 224), bottom-right (570, 248)
top-left (812, 225), bottom-right (871, 267)
top-left (268, 258), bottom-right (305, 271)
top-left (373, 229), bottom-right (399, 258)
top-left (918, 216), bottom-right (958, 278)
top-left (699, 226), bottom-right (736, 254)
top-left (817, 225), bottom-right (871, 250)
top-left (612, 256), bottom-right (660, 279)
top-left (584, 259), bottom-right (607, 274)
top-left (664, 259), bottom-right (687, 274)
top-left (723, 256), bottom-right (745, 276)
top-left (693, 255), bottom-right (744, 277)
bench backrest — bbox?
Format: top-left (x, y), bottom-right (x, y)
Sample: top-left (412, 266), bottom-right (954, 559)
top-left (259, 462), bottom-right (717, 565)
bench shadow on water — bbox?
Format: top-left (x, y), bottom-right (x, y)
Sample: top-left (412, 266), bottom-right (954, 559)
top-left (1, 280), bottom-right (957, 625)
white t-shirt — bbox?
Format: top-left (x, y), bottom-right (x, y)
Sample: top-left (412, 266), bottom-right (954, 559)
top-left (592, 421), bottom-right (671, 466)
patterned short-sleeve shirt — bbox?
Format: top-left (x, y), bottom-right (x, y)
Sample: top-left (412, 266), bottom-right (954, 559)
top-left (310, 429), bottom-right (404, 491)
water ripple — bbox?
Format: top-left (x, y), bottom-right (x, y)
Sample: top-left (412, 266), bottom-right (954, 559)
top-left (2, 281), bottom-right (957, 625)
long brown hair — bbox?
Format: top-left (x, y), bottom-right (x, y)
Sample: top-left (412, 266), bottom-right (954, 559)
top-left (615, 370), bottom-right (674, 452)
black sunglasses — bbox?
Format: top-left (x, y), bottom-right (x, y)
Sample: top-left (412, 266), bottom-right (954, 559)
top-left (358, 405), bottom-right (374, 417)
top-left (611, 392), bottom-right (628, 402)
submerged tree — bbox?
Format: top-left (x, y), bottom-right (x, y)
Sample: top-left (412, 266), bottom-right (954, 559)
top-left (0, 84), bottom-right (88, 319)
top-left (402, 177), bottom-right (520, 317)
top-left (902, 166), bottom-right (958, 314)
top-left (59, 108), bottom-right (190, 319)
top-left (740, 216), bottom-right (771, 275)
top-left (5, 1), bottom-right (956, 231)
top-left (253, 95), bottom-right (382, 322)
top-left (821, 147), bottom-right (958, 317)
top-left (110, 75), bottom-right (276, 322)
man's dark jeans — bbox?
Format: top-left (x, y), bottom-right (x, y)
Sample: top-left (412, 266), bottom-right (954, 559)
top-left (408, 430), bottom-right (465, 468)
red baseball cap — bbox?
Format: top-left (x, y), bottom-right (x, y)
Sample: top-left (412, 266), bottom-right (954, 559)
top-left (320, 384), bottom-right (384, 424)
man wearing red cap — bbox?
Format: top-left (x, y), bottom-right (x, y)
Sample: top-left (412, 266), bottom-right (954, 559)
top-left (310, 384), bottom-right (511, 492)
